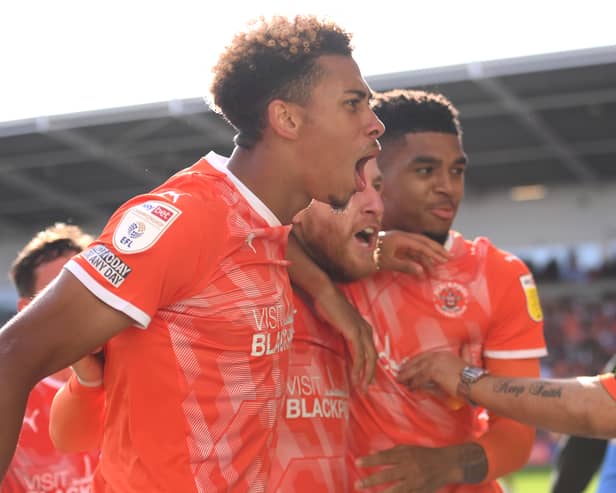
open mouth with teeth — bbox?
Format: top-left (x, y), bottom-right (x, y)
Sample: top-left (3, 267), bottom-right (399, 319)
top-left (354, 156), bottom-right (371, 191)
top-left (354, 226), bottom-right (378, 249)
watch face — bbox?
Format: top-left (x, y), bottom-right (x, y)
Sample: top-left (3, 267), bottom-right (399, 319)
top-left (461, 366), bottom-right (487, 384)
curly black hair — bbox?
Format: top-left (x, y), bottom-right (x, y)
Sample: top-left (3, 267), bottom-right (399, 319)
top-left (210, 15), bottom-right (353, 148)
top-left (371, 89), bottom-right (462, 145)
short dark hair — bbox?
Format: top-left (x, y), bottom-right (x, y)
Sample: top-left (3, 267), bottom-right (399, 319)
top-left (9, 223), bottom-right (92, 298)
top-left (371, 89), bottom-right (462, 146)
top-left (210, 15), bottom-right (353, 148)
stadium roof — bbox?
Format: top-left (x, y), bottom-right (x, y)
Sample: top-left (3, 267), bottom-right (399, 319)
top-left (1, 45), bottom-right (616, 234)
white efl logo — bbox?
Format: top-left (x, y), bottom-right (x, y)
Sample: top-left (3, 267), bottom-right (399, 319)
top-left (113, 200), bottom-right (181, 253)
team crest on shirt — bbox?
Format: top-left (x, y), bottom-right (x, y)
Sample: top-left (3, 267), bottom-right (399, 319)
top-left (519, 274), bottom-right (543, 322)
top-left (113, 200), bottom-right (181, 253)
top-left (433, 281), bottom-right (469, 317)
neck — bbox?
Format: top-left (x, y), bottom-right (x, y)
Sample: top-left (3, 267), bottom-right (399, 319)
top-left (227, 145), bottom-right (311, 224)
top-left (423, 230), bottom-right (450, 246)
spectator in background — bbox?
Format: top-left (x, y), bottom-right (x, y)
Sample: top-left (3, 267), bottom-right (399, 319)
top-left (560, 250), bottom-right (587, 283)
top-left (1, 223), bottom-right (100, 493)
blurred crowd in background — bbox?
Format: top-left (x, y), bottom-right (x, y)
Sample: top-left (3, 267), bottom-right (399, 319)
top-left (519, 249), bottom-right (616, 466)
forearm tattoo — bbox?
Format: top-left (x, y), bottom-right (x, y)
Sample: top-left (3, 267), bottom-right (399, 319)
top-left (462, 443), bottom-right (488, 484)
top-left (529, 382), bottom-right (562, 398)
top-left (493, 380), bottom-right (525, 396)
top-left (493, 380), bottom-right (563, 399)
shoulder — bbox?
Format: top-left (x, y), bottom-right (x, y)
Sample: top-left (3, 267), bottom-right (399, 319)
top-left (101, 179), bottom-right (234, 259)
top-left (153, 157), bottom-right (235, 208)
top-left (119, 157), bottom-right (236, 229)
top-left (472, 236), bottom-right (532, 278)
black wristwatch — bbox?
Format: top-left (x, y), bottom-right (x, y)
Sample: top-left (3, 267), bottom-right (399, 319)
top-left (456, 366), bottom-right (489, 405)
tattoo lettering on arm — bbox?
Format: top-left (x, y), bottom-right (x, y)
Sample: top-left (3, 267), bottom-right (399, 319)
top-left (462, 443), bottom-right (488, 484)
top-left (529, 382), bottom-right (563, 398)
top-left (493, 380), bottom-right (525, 397)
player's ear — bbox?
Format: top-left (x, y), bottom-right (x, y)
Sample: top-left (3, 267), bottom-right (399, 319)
top-left (266, 99), bottom-right (302, 140)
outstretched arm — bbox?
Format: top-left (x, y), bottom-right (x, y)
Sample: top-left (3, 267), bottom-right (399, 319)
top-left (356, 358), bottom-right (538, 491)
top-left (398, 351), bottom-right (616, 438)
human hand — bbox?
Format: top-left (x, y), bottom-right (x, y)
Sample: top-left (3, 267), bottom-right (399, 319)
top-left (313, 284), bottom-right (376, 389)
top-left (71, 347), bottom-right (104, 387)
top-left (355, 444), bottom-right (468, 492)
top-left (396, 351), bottom-right (467, 398)
top-left (375, 231), bottom-right (449, 278)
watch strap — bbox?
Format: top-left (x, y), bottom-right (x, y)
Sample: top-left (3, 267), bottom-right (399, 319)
top-left (456, 366), bottom-right (489, 405)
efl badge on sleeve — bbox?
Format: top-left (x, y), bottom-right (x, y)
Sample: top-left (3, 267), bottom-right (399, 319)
top-left (113, 200), bottom-right (182, 253)
top-left (519, 274), bottom-right (543, 322)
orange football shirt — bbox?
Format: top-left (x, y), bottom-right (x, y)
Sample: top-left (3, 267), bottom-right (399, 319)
top-left (343, 231), bottom-right (547, 493)
top-left (1, 377), bottom-right (99, 493)
top-left (269, 293), bottom-right (350, 492)
top-left (49, 294), bottom-right (351, 492)
top-left (65, 152), bottom-right (294, 493)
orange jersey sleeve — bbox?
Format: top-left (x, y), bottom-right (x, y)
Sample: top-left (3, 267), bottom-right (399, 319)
top-left (66, 186), bottom-right (227, 327)
top-left (50, 373), bottom-right (105, 453)
top-left (481, 241), bottom-right (547, 360)
top-left (477, 358), bottom-right (540, 482)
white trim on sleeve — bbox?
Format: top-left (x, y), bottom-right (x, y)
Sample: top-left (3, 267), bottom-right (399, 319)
top-left (484, 347), bottom-right (548, 359)
top-left (65, 260), bottom-right (151, 329)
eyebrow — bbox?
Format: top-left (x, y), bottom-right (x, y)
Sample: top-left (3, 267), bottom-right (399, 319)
top-left (411, 154), bottom-right (468, 165)
top-left (344, 89), bottom-right (370, 100)
top-left (412, 155), bottom-right (440, 165)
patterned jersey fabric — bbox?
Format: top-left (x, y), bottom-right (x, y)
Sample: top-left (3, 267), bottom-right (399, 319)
top-left (66, 153), bottom-right (293, 493)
